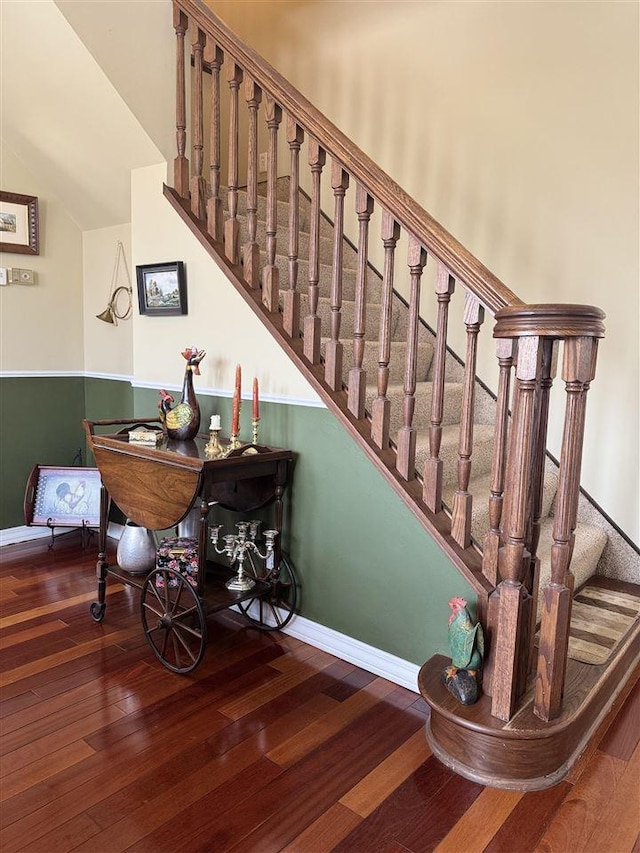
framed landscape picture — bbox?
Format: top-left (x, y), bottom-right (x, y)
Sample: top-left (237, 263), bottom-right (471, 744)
top-left (0, 191), bottom-right (39, 255)
top-left (136, 261), bottom-right (187, 316)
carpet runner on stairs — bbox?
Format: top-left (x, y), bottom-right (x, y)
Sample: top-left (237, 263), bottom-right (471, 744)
top-left (564, 583), bottom-right (640, 664)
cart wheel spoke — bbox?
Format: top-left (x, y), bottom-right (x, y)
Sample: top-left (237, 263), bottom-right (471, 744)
top-left (141, 569), bottom-right (207, 674)
top-left (173, 626), bottom-right (198, 662)
top-left (170, 582), bottom-right (184, 616)
top-left (237, 552), bottom-right (299, 632)
top-left (142, 600), bottom-right (164, 620)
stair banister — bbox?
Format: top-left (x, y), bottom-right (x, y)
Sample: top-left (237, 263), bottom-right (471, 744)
top-left (167, 0), bottom-right (610, 733)
top-left (173, 0), bottom-right (522, 316)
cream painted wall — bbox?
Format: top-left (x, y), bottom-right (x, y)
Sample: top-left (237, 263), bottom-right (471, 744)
top-left (82, 225), bottom-right (134, 378)
top-left (210, 0), bottom-right (639, 542)
top-left (131, 163), bottom-right (321, 406)
top-left (0, 146), bottom-right (84, 373)
top-left (55, 0), bottom-right (176, 165)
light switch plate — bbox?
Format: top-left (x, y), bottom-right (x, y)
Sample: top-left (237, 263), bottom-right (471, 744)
top-left (0, 268), bottom-right (7, 285)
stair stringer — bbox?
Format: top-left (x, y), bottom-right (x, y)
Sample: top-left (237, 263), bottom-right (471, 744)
top-left (164, 182), bottom-right (493, 603)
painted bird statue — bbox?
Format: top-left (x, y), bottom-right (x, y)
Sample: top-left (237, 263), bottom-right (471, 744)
top-left (441, 596), bottom-right (484, 706)
top-left (158, 346), bottom-right (206, 441)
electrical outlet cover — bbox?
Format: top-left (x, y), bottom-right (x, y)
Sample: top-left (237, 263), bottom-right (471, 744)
top-left (10, 268), bottom-right (35, 284)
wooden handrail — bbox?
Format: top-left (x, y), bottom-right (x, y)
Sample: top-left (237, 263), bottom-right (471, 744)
top-left (175, 0), bottom-right (523, 316)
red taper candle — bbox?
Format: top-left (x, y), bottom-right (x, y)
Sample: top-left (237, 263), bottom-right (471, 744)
top-left (253, 377), bottom-right (259, 420)
top-left (231, 389), bottom-right (240, 435)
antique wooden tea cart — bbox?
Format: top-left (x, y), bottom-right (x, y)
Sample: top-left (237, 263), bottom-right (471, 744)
top-left (83, 418), bottom-right (297, 673)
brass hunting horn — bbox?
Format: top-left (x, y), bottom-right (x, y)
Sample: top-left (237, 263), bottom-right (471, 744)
top-left (96, 240), bottom-right (133, 325)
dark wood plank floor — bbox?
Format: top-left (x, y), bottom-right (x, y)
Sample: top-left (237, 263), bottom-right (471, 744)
top-left (1, 533), bottom-right (639, 852)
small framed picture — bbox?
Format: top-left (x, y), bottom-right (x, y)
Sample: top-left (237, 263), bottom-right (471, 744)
top-left (24, 466), bottom-right (102, 528)
top-left (0, 191), bottom-right (39, 255)
top-left (136, 261), bottom-right (187, 316)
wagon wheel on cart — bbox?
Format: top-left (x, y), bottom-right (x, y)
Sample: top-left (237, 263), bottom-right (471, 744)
top-left (140, 569), bottom-right (207, 673)
top-left (237, 551), bottom-right (299, 631)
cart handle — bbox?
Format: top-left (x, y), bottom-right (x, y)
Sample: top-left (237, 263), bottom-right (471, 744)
top-left (83, 417), bottom-right (163, 440)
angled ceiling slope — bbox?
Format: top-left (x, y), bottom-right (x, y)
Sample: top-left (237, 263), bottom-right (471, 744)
top-left (1, 0), bottom-right (165, 230)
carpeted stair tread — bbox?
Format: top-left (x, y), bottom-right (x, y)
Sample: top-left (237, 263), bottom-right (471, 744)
top-left (288, 294), bottom-right (396, 342)
top-left (232, 190), bottom-right (333, 238)
top-left (320, 337), bottom-right (435, 385)
top-left (237, 216), bottom-right (359, 270)
top-left (442, 470), bottom-right (559, 544)
top-left (536, 519), bottom-right (608, 620)
top-left (365, 381), bottom-right (467, 430)
top-left (413, 423), bottom-right (496, 485)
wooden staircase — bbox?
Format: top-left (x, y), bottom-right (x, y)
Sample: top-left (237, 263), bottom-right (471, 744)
top-left (164, 0), bottom-right (640, 789)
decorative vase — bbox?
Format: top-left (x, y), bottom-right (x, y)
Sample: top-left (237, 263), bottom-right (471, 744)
top-left (177, 506), bottom-right (201, 539)
top-left (117, 521), bottom-right (157, 574)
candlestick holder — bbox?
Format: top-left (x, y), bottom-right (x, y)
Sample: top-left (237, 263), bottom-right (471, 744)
top-left (252, 417), bottom-right (260, 446)
top-left (210, 520), bottom-right (278, 592)
top-left (204, 427), bottom-right (224, 459)
top-left (228, 432), bottom-right (241, 452)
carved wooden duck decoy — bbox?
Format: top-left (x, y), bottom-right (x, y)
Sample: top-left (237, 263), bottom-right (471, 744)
top-left (158, 346), bottom-right (206, 441)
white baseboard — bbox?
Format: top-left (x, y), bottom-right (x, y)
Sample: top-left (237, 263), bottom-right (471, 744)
top-left (282, 614), bottom-right (420, 693)
top-left (0, 525), bottom-right (53, 546)
top-left (0, 522), bottom-right (123, 547)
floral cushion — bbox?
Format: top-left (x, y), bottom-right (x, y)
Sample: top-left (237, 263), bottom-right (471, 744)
top-left (155, 536), bottom-right (199, 588)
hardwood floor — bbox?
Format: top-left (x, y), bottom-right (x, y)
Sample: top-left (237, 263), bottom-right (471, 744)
top-left (1, 533), bottom-right (638, 852)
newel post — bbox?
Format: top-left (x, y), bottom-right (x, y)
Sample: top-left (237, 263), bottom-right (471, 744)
top-left (487, 304), bottom-right (604, 723)
top-left (534, 332), bottom-right (601, 721)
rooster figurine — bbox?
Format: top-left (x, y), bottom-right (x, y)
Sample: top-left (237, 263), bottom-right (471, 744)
top-left (158, 346), bottom-right (206, 441)
top-left (441, 596), bottom-right (484, 706)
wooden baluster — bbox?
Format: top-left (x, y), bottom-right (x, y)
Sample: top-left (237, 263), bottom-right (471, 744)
top-left (423, 263), bottom-right (455, 512)
top-left (325, 160), bottom-right (350, 391)
top-left (303, 139), bottom-right (326, 365)
top-left (190, 26), bottom-right (206, 220)
top-left (526, 338), bottom-right (558, 672)
top-left (396, 237), bottom-right (427, 481)
top-left (224, 61), bottom-right (243, 265)
top-left (482, 339), bottom-right (514, 587)
top-left (205, 43), bottom-right (224, 242)
top-left (173, 8), bottom-right (189, 198)
top-left (262, 96), bottom-right (282, 312)
top-left (481, 337), bottom-right (514, 699)
top-left (490, 335), bottom-right (542, 721)
top-left (451, 292), bottom-right (485, 548)
top-left (284, 118), bottom-right (304, 338)
top-left (348, 185), bottom-right (374, 418)
top-left (371, 212), bottom-right (400, 450)
top-left (243, 78), bottom-right (262, 288)
top-left (534, 336), bottom-right (599, 722)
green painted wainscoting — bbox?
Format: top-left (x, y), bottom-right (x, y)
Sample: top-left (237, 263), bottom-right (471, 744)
top-left (132, 387), bottom-right (474, 667)
top-left (0, 376), bottom-right (133, 530)
top-left (0, 376), bottom-right (86, 529)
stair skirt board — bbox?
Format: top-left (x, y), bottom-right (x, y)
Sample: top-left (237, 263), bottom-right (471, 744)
top-left (419, 578), bottom-right (640, 790)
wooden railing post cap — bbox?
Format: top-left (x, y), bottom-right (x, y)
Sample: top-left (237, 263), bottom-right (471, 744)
top-left (493, 304), bottom-right (605, 340)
